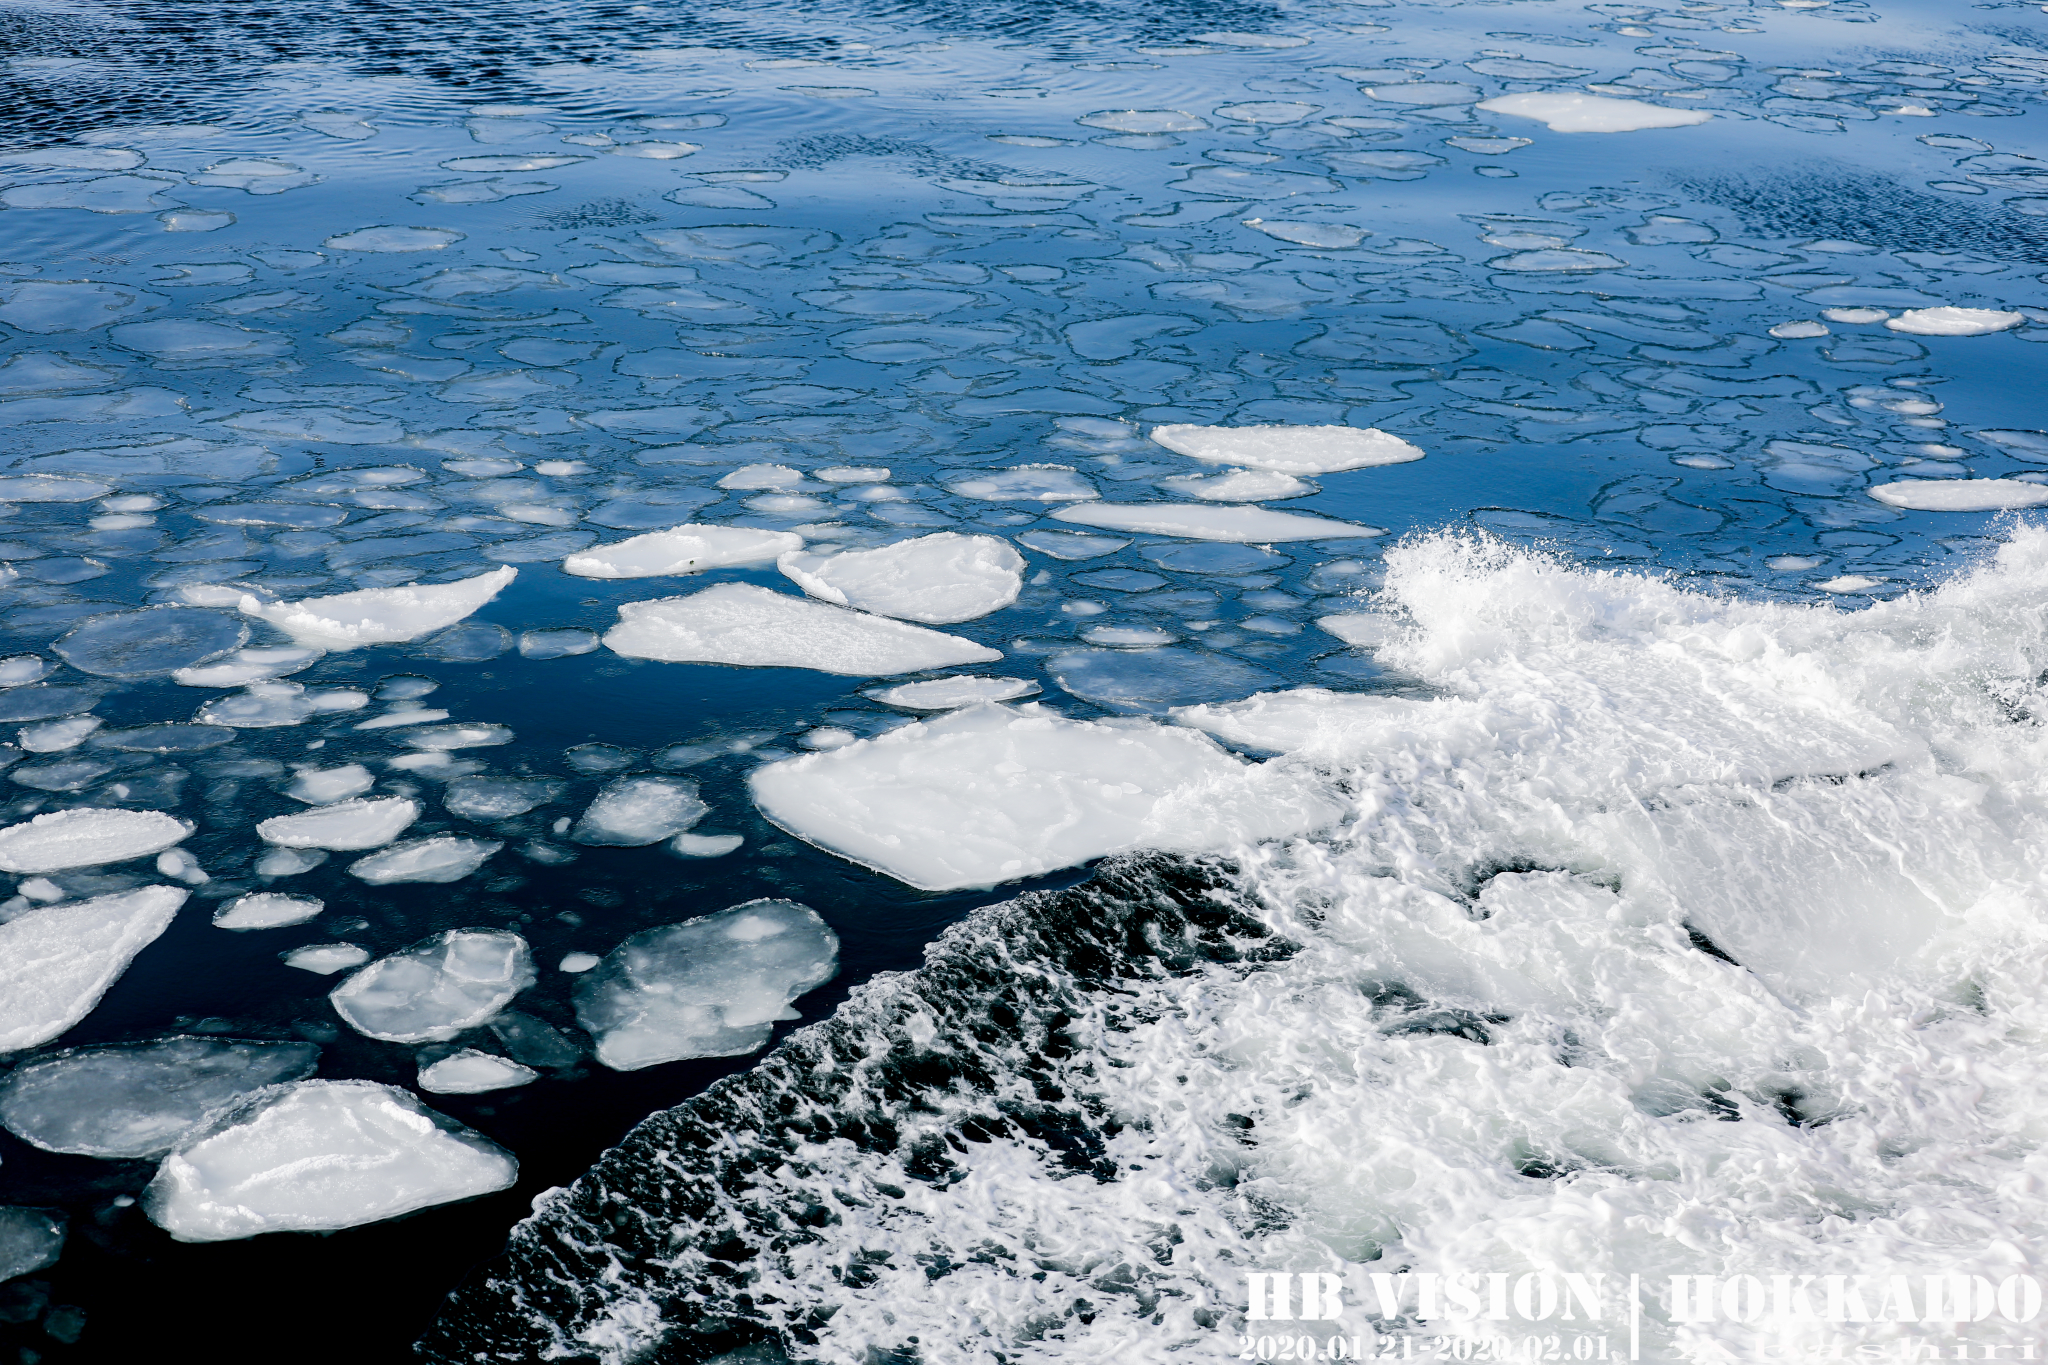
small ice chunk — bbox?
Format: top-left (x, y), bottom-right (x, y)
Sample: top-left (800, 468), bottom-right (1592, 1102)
top-left (282, 942), bottom-right (369, 974)
top-left (0, 1036), bottom-right (319, 1157)
top-left (172, 645), bottom-right (324, 687)
top-left (517, 628), bottom-right (599, 659)
top-left (1885, 307), bottom-right (2024, 337)
top-left (444, 776), bottom-right (564, 820)
top-left (868, 675), bottom-right (1042, 710)
top-left (1154, 468), bottom-right (1314, 501)
top-left (196, 681), bottom-right (369, 728)
top-left (670, 832), bottom-right (744, 857)
top-left (255, 847), bottom-right (328, 877)
top-left (777, 532), bottom-right (1024, 624)
top-left (573, 899), bottom-right (839, 1070)
top-left (286, 763), bottom-right (375, 804)
top-left (355, 708), bottom-right (450, 731)
top-left (0, 1207), bottom-right (64, 1283)
top-left (212, 892), bottom-right (323, 930)
top-left (0, 809), bottom-right (193, 874)
top-left (1016, 530), bottom-right (1129, 560)
top-left (747, 704), bottom-right (1336, 891)
top-left (573, 775), bottom-right (707, 846)
top-left (1476, 92), bottom-right (1713, 133)
top-left (817, 465), bottom-right (890, 482)
top-left (325, 226), bottom-right (464, 252)
top-left (801, 727), bottom-right (857, 749)
top-left (716, 463), bottom-right (805, 490)
top-left (1051, 502), bottom-right (1381, 542)
top-left (559, 952), bottom-right (601, 973)
top-left (1149, 423), bottom-right (1423, 474)
top-left (944, 466), bottom-right (1098, 502)
top-left (562, 525), bottom-right (802, 579)
top-left (329, 929), bottom-right (534, 1042)
top-left (142, 1080), bottom-right (517, 1241)
top-left (257, 796), bottom-right (420, 850)
top-left (18, 716), bottom-right (101, 753)
top-left (1823, 307), bottom-right (1888, 324)
top-left (1241, 218), bottom-right (1367, 248)
top-left (605, 583), bottom-right (1002, 675)
top-left (156, 848), bottom-right (208, 884)
top-left (417, 1049), bottom-right (537, 1095)
top-left (348, 836), bottom-right (503, 885)
top-left (1769, 320), bottom-right (1829, 339)
top-left (239, 568), bottom-right (516, 647)
top-left (400, 723), bottom-right (514, 751)
top-left (1868, 479), bottom-right (2048, 511)
top-left (0, 887), bottom-right (188, 1053)
top-left (52, 608), bottom-right (248, 679)
top-left (0, 656), bottom-right (53, 687)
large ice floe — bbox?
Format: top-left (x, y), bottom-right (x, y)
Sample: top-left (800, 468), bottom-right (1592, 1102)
top-left (329, 929), bottom-right (534, 1042)
top-left (573, 900), bottom-right (839, 1070)
top-left (255, 795), bottom-right (419, 849)
top-left (1149, 422), bottom-right (1425, 474)
top-left (51, 607), bottom-right (248, 678)
top-left (1477, 91), bottom-right (1714, 132)
top-left (239, 567), bottom-right (515, 647)
top-left (603, 583), bottom-right (1001, 674)
top-left (777, 532), bottom-right (1024, 623)
top-left (1050, 501), bottom-right (1380, 542)
top-left (425, 527), bottom-right (2048, 1365)
top-left (0, 887), bottom-right (188, 1053)
top-left (562, 524), bottom-right (802, 578)
top-left (0, 808), bottom-right (192, 873)
top-left (143, 1080), bottom-right (517, 1242)
top-left (749, 703), bottom-right (1335, 890)
top-left (0, 1037), bottom-right (319, 1157)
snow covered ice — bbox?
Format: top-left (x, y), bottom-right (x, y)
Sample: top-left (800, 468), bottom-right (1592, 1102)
top-left (329, 929), bottom-right (534, 1042)
top-left (1868, 479), bottom-right (2048, 512)
top-left (748, 703), bottom-right (1336, 890)
top-left (282, 943), bottom-right (370, 975)
top-left (239, 567), bottom-right (516, 647)
top-left (571, 776), bottom-right (707, 845)
top-left (143, 1081), bottom-right (517, 1241)
top-left (0, 809), bottom-right (192, 874)
top-left (0, 1037), bottom-right (319, 1157)
top-left (603, 583), bottom-right (1001, 674)
top-left (573, 899), bottom-right (839, 1070)
top-left (778, 533), bottom-right (1023, 624)
top-left (867, 675), bottom-right (1040, 710)
top-left (417, 1049), bottom-right (537, 1095)
top-left (1051, 501), bottom-right (1381, 542)
top-left (211, 892), bottom-right (323, 930)
top-left (1885, 306), bottom-right (2024, 337)
top-left (256, 795), bottom-right (419, 850)
top-left (348, 836), bottom-right (503, 885)
top-left (562, 524), bottom-right (802, 578)
top-left (0, 887), bottom-right (187, 1053)
top-left (1148, 423), bottom-right (1425, 474)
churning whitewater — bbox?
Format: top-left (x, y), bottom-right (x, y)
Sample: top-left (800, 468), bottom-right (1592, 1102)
top-left (423, 526), bottom-right (2048, 1363)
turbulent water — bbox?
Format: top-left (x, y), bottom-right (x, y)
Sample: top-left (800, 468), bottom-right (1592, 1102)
top-left (2, 0), bottom-right (2048, 1359)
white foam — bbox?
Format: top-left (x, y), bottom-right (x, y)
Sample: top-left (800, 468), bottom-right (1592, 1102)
top-left (748, 703), bottom-right (1337, 891)
top-left (329, 929), bottom-right (534, 1042)
top-left (143, 1080), bottom-right (516, 1241)
top-left (1050, 502), bottom-right (1382, 543)
top-left (563, 525), bottom-right (802, 579)
top-left (867, 675), bottom-right (1042, 710)
top-left (777, 533), bottom-right (1024, 624)
top-left (212, 892), bottom-right (323, 930)
top-left (572, 776), bottom-right (707, 846)
top-left (1885, 306), bottom-right (2024, 337)
top-left (0, 1037), bottom-right (318, 1157)
top-left (239, 567), bottom-right (516, 648)
top-left (573, 899), bottom-right (839, 1070)
top-left (348, 836), bottom-right (503, 885)
top-left (417, 1049), bottom-right (537, 1094)
top-left (0, 887), bottom-right (187, 1053)
top-left (604, 583), bottom-right (1002, 675)
top-left (256, 796), bottom-right (420, 850)
top-left (282, 943), bottom-right (369, 975)
top-left (0, 809), bottom-right (193, 874)
top-left (1477, 91), bottom-right (1713, 132)
top-left (1868, 479), bottom-right (2048, 511)
top-left (1149, 423), bottom-right (1425, 474)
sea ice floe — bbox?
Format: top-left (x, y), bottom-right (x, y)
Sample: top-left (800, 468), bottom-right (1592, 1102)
top-left (573, 900), bottom-right (839, 1070)
top-left (400, 723), bottom-right (514, 751)
top-left (0, 1036), bottom-right (319, 1157)
top-left (240, 567), bottom-right (516, 647)
top-left (516, 628), bottom-right (599, 659)
top-left (51, 607), bottom-right (248, 678)
top-left (329, 929), bottom-right (534, 1042)
top-left (1476, 92), bottom-right (1713, 132)
top-left (172, 645), bottom-right (324, 687)
top-left (1885, 307), bottom-right (2023, 337)
top-left (1050, 502), bottom-right (1381, 542)
top-left (0, 808), bottom-right (193, 874)
top-left (1015, 530), bottom-right (1129, 560)
top-left (0, 1207), bottom-right (64, 1283)
top-left (0, 887), bottom-right (188, 1053)
top-left (562, 525), bottom-right (803, 579)
top-left (256, 796), bottom-right (420, 850)
top-left (867, 675), bottom-right (1041, 710)
top-left (1149, 423), bottom-right (1424, 474)
top-left (444, 776), bottom-right (564, 820)
top-left (212, 892), bottom-right (323, 930)
top-left (281, 943), bottom-right (369, 975)
top-left (604, 584), bottom-right (1002, 675)
top-left (748, 703), bottom-right (1335, 890)
top-left (417, 1049), bottom-right (537, 1095)
top-left (670, 832), bottom-right (744, 857)
top-left (1153, 468), bottom-right (1315, 501)
top-left (348, 837), bottom-right (502, 885)
top-left (286, 763), bottom-right (375, 804)
top-left (777, 532), bottom-right (1024, 624)
top-left (943, 466), bottom-right (1098, 502)
top-left (18, 716), bottom-right (100, 752)
top-left (572, 776), bottom-right (707, 846)
top-left (143, 1080), bottom-right (517, 1241)
top-left (1868, 479), bottom-right (2048, 512)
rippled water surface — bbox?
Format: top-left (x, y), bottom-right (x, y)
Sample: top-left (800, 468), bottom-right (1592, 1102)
top-left (4, 0), bottom-right (2048, 1360)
